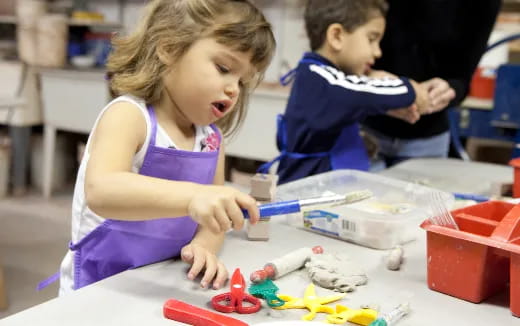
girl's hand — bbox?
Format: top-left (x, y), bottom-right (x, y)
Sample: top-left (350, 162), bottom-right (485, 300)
top-left (181, 243), bottom-right (228, 289)
top-left (188, 185), bottom-right (260, 233)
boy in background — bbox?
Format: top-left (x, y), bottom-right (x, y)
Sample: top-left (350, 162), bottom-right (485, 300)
top-left (272, 0), bottom-right (430, 184)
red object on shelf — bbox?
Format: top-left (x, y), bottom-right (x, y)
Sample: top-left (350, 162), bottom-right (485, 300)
top-left (509, 158), bottom-right (520, 198)
top-left (163, 299), bottom-right (249, 326)
top-left (421, 201), bottom-right (520, 317)
top-left (469, 66), bottom-right (496, 99)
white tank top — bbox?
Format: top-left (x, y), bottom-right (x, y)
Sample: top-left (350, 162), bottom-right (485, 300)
top-left (59, 95), bottom-right (214, 295)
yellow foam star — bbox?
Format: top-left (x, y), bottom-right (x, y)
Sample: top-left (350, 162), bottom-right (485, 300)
top-left (275, 284), bottom-right (346, 321)
top-left (326, 305), bottom-right (378, 325)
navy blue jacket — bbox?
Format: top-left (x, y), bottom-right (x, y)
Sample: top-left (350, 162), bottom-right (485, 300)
top-left (277, 52), bottom-right (416, 184)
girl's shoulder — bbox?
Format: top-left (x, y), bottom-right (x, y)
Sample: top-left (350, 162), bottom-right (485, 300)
top-left (107, 94), bottom-right (147, 111)
top-left (90, 95), bottom-right (150, 150)
top-left (100, 95), bottom-right (150, 127)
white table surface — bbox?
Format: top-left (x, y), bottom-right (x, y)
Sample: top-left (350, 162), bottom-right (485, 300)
top-left (378, 158), bottom-right (513, 196)
top-left (1, 158), bottom-right (518, 326)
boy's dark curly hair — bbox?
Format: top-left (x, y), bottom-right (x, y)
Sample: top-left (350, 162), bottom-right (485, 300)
top-left (304, 0), bottom-right (388, 50)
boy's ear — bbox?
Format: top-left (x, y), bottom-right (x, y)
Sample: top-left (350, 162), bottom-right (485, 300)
top-left (156, 43), bottom-right (173, 65)
top-left (326, 23), bottom-right (347, 51)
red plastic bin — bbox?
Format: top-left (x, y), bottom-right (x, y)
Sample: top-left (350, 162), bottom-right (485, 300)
top-left (421, 201), bottom-right (520, 317)
top-left (509, 158), bottom-right (520, 198)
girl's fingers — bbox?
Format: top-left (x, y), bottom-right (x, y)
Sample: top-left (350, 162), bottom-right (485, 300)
top-left (200, 254), bottom-right (218, 288)
top-left (236, 193), bottom-right (260, 224)
top-left (191, 209), bottom-right (221, 234)
top-left (226, 200), bottom-right (245, 230)
top-left (214, 205), bottom-right (232, 232)
top-left (187, 247), bottom-right (206, 281)
top-left (212, 262), bottom-right (229, 290)
top-left (181, 245), bottom-right (194, 264)
top-left (205, 217), bottom-right (222, 234)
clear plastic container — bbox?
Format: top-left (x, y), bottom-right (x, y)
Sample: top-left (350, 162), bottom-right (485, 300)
top-left (276, 170), bottom-right (453, 249)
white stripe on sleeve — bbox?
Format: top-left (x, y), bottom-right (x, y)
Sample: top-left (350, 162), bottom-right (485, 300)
top-left (310, 64), bottom-right (410, 95)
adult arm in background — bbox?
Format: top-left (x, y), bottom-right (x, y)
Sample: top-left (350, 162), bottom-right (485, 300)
top-left (370, 0), bottom-right (501, 116)
top-left (430, 0), bottom-right (501, 112)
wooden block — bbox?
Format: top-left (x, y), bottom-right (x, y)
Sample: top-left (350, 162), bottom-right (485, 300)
top-left (490, 181), bottom-right (513, 197)
top-left (250, 173), bottom-right (278, 201)
top-left (246, 219), bottom-right (270, 241)
top-left (0, 263), bottom-right (7, 311)
top-left (465, 138), bottom-right (514, 165)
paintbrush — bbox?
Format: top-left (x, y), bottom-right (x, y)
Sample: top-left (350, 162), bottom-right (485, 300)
top-left (243, 189), bottom-right (373, 219)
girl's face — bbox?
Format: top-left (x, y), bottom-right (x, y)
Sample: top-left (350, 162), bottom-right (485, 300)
top-left (337, 16), bottom-right (385, 75)
top-left (161, 37), bottom-right (255, 127)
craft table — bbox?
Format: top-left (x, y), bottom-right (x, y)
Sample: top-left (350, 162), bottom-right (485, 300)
top-left (0, 158), bottom-right (518, 326)
top-left (378, 157), bottom-right (513, 196)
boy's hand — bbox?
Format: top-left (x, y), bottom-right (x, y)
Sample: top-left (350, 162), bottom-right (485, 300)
top-left (181, 243), bottom-right (228, 289)
top-left (410, 79), bottom-right (431, 115)
top-left (387, 105), bottom-right (420, 124)
top-left (188, 185), bottom-right (260, 233)
top-left (421, 78), bottom-right (456, 114)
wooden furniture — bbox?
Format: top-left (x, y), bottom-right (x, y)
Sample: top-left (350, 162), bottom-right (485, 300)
top-left (39, 69), bottom-right (288, 197)
top-left (0, 61), bottom-right (42, 195)
top-left (40, 68), bottom-right (108, 198)
top-left (0, 260), bottom-right (7, 311)
top-left (225, 86), bottom-right (288, 161)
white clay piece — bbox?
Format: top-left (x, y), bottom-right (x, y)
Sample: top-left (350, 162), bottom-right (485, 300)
top-left (386, 246), bottom-right (404, 271)
top-left (305, 252), bottom-right (368, 292)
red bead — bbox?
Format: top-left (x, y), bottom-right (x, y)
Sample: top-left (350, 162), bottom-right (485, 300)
top-left (263, 264), bottom-right (276, 278)
top-left (250, 270), bottom-right (267, 283)
top-left (312, 245), bottom-right (324, 254)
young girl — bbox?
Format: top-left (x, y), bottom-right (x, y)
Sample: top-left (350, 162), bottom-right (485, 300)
top-left (59, 0), bottom-right (275, 295)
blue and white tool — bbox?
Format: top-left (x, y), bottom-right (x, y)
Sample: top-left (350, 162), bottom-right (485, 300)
top-left (452, 192), bottom-right (489, 203)
top-left (243, 190), bottom-right (373, 219)
top-left (369, 303), bottom-right (410, 326)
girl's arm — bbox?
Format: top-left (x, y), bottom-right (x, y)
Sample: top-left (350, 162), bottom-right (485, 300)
top-left (85, 102), bottom-right (258, 231)
top-left (182, 142), bottom-right (228, 289)
top-left (191, 137), bottom-right (227, 254)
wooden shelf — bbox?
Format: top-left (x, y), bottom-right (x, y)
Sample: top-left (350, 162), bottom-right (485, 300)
top-left (461, 96), bottom-right (494, 110)
top-left (0, 15), bottom-right (121, 29)
top-left (503, 0), bottom-right (520, 12)
top-left (0, 15), bottom-right (16, 24)
top-left (67, 19), bottom-right (121, 29)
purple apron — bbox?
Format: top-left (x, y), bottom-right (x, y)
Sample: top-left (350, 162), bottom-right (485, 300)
top-left (69, 105), bottom-right (220, 290)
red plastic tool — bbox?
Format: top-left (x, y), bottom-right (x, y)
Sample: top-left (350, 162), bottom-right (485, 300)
top-left (211, 268), bottom-right (261, 314)
top-left (163, 299), bottom-right (249, 326)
